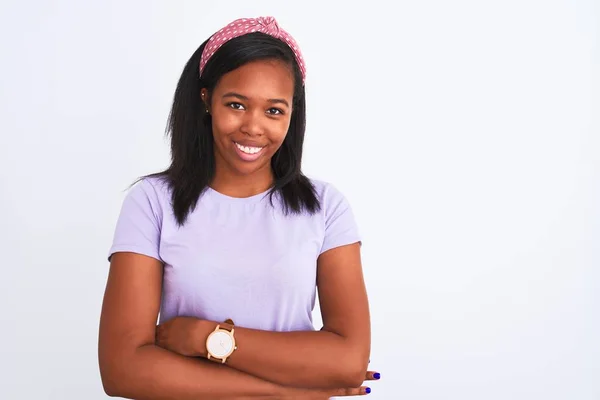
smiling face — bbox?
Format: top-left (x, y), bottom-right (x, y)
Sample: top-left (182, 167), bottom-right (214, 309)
top-left (203, 59), bottom-right (295, 186)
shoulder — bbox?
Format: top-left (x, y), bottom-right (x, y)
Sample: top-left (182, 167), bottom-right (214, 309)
top-left (137, 175), bottom-right (170, 195)
top-left (307, 178), bottom-right (361, 252)
top-left (127, 175), bottom-right (170, 202)
top-left (108, 176), bottom-right (172, 262)
top-left (308, 178), bottom-right (351, 208)
top-left (121, 175), bottom-right (172, 219)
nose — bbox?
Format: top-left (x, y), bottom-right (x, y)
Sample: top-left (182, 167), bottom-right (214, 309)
top-left (240, 109), bottom-right (265, 137)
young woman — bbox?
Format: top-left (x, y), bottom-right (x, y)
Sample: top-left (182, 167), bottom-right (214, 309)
top-left (99, 16), bottom-right (380, 399)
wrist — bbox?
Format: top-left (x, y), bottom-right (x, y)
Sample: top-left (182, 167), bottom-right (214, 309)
top-left (193, 319), bottom-right (216, 358)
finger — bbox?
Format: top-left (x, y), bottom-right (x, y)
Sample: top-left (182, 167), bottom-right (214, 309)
top-left (364, 370), bottom-right (381, 381)
top-left (155, 327), bottom-right (164, 345)
top-left (330, 386), bottom-right (372, 397)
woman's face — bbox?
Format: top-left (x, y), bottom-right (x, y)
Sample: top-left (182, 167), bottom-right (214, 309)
top-left (204, 59), bottom-right (295, 179)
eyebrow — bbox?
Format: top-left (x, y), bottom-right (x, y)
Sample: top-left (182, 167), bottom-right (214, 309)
top-left (221, 92), bottom-right (290, 108)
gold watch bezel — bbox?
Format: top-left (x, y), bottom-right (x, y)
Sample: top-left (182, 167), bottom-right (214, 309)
top-left (206, 320), bottom-right (237, 363)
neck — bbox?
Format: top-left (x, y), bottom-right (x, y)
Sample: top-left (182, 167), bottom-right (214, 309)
top-left (210, 163), bottom-right (274, 198)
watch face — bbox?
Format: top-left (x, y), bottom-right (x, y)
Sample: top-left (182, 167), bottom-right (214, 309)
top-left (207, 331), bottom-right (234, 358)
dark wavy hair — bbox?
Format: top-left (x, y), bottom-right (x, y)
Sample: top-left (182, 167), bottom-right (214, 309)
top-left (134, 32), bottom-right (320, 226)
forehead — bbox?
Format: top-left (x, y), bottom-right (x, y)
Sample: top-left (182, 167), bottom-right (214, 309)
top-left (214, 59), bottom-right (295, 99)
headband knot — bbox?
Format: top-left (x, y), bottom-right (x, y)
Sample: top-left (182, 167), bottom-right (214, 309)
top-left (199, 16), bottom-right (306, 83)
top-left (257, 16), bottom-right (280, 35)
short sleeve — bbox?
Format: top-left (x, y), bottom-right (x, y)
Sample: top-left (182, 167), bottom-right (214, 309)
top-left (107, 179), bottom-right (163, 262)
top-left (320, 184), bottom-right (362, 254)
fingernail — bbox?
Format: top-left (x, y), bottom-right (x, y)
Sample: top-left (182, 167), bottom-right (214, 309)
top-left (373, 372), bottom-right (381, 379)
top-left (365, 387), bottom-right (371, 394)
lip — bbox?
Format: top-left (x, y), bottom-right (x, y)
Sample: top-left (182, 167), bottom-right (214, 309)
top-left (234, 140), bottom-right (266, 148)
top-left (233, 141), bottom-right (265, 162)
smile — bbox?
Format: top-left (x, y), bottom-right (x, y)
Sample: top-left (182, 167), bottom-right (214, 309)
top-left (233, 141), bottom-right (265, 162)
top-left (234, 142), bottom-right (264, 155)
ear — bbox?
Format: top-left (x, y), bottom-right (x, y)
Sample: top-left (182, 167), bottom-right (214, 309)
top-left (200, 89), bottom-right (210, 111)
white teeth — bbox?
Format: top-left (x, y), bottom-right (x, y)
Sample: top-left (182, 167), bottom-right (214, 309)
top-left (235, 142), bottom-right (263, 154)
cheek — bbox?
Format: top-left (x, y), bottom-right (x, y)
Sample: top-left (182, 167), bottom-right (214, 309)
top-left (270, 126), bottom-right (288, 145)
top-left (270, 118), bottom-right (291, 144)
top-left (212, 113), bottom-right (240, 139)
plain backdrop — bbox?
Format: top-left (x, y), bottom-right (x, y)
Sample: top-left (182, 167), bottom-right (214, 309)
top-left (0, 0), bottom-right (598, 399)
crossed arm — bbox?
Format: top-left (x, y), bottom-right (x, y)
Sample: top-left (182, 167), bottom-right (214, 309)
top-left (98, 243), bottom-right (372, 399)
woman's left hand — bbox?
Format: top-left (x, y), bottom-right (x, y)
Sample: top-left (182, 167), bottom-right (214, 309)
top-left (155, 316), bottom-right (207, 357)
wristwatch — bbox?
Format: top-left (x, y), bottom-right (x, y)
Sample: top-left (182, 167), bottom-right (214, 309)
top-left (206, 318), bottom-right (237, 364)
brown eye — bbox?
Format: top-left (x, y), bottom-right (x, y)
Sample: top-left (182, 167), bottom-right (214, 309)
top-left (227, 102), bottom-right (245, 110)
top-left (267, 108), bottom-right (284, 115)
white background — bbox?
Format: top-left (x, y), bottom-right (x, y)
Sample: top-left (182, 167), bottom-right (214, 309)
top-left (0, 0), bottom-right (598, 399)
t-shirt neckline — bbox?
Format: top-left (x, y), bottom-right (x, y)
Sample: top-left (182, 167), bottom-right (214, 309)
top-left (205, 186), bottom-right (273, 204)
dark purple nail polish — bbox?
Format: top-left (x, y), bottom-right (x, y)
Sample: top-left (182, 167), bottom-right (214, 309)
top-left (365, 387), bottom-right (371, 394)
top-left (374, 372), bottom-right (380, 379)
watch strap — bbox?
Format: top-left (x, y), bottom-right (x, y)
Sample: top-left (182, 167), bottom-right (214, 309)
top-left (219, 318), bottom-right (234, 332)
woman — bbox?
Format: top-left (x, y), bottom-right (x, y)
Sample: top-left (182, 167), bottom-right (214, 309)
top-left (99, 16), bottom-right (380, 399)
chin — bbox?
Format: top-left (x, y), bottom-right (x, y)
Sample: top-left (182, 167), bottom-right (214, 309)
top-left (230, 159), bottom-right (271, 176)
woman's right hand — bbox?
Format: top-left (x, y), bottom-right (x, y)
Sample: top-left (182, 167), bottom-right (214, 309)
top-left (290, 370), bottom-right (380, 399)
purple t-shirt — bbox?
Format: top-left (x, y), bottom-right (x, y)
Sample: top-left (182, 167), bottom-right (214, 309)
top-left (108, 176), bottom-right (361, 332)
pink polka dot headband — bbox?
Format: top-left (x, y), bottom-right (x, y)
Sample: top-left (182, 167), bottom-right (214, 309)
top-left (199, 16), bottom-right (306, 83)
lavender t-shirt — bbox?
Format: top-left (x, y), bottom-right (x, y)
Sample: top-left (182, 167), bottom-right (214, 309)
top-left (108, 176), bottom-right (361, 332)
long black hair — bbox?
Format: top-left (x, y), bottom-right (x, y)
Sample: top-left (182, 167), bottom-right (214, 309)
top-left (135, 32), bottom-right (321, 226)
